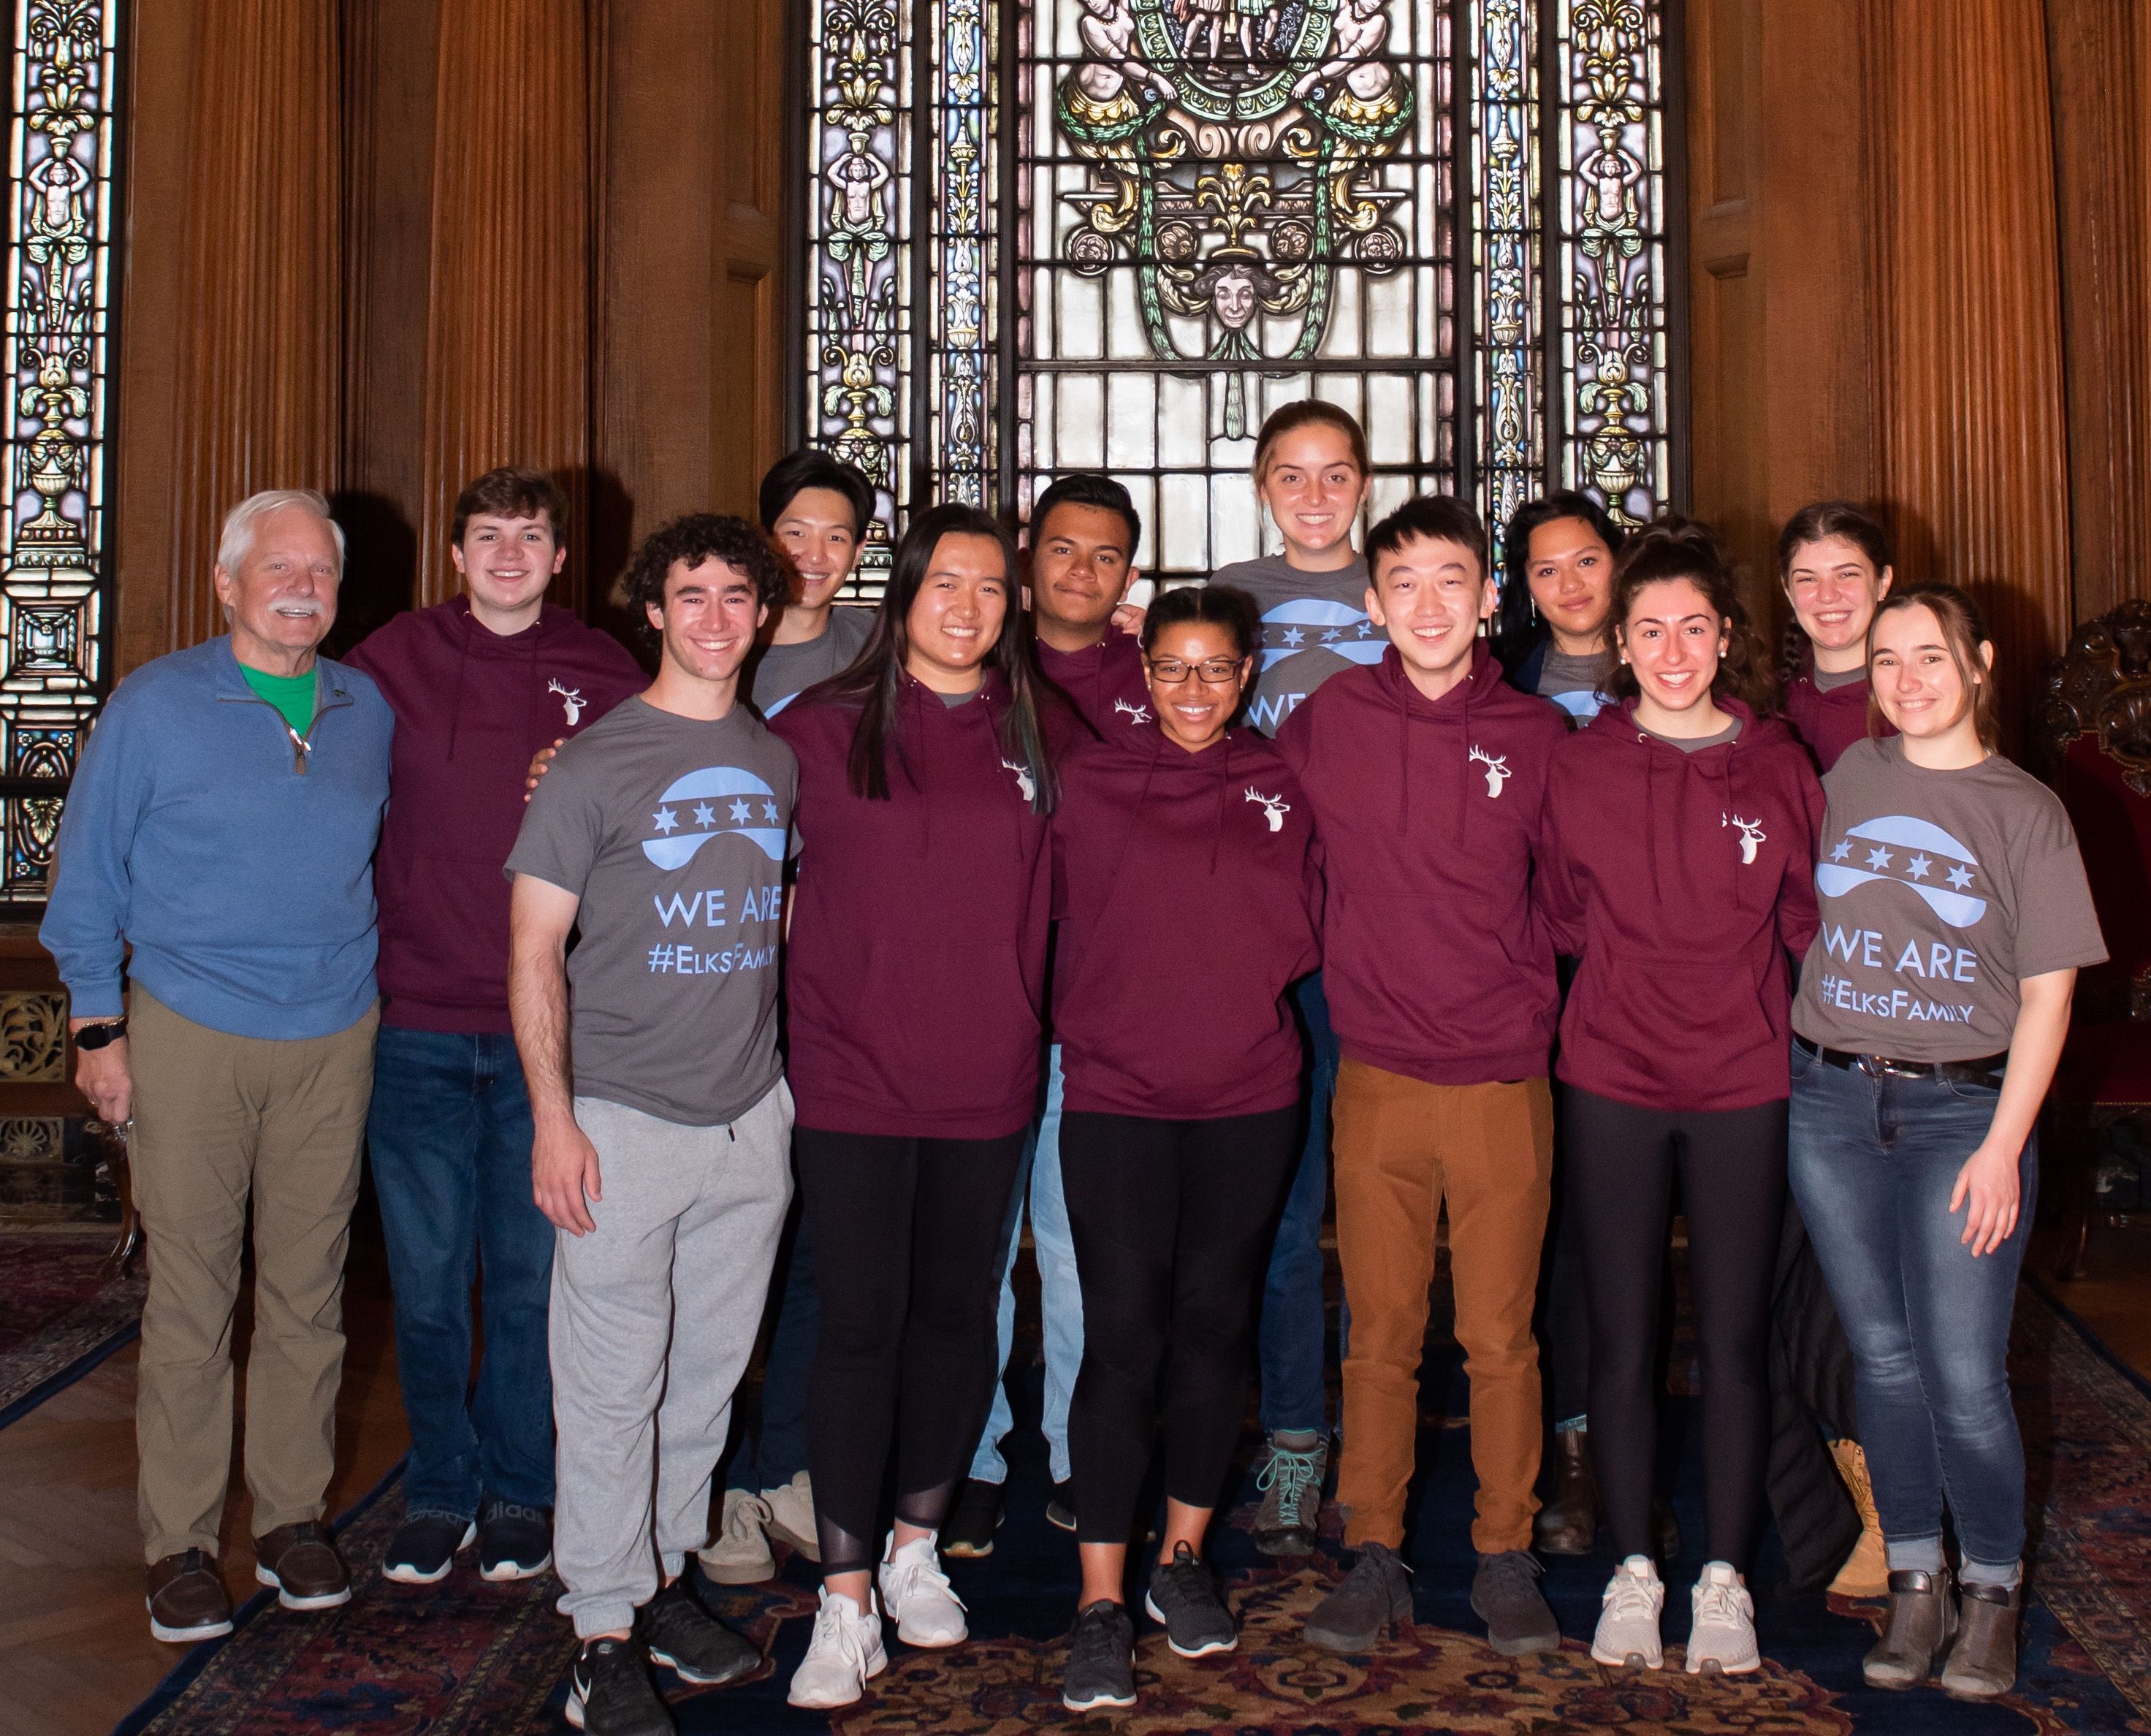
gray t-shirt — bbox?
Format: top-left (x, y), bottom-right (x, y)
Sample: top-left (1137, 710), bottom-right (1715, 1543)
top-left (1208, 552), bottom-right (1379, 734)
top-left (506, 696), bottom-right (797, 1124)
top-left (747, 606), bottom-right (875, 718)
top-left (1537, 647), bottom-right (1614, 722)
top-left (1811, 662), bottom-right (1867, 693)
top-left (1642, 713), bottom-right (1743, 753)
top-left (1794, 736), bottom-right (2106, 1060)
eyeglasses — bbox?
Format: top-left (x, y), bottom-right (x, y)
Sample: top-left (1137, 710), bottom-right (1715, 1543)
top-left (1146, 657), bottom-right (1242, 685)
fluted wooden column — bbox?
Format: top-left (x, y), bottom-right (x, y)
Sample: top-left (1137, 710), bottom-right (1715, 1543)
top-left (1866, 0), bottom-right (2073, 736)
top-left (416, 0), bottom-right (593, 609)
top-left (154, 0), bottom-right (344, 656)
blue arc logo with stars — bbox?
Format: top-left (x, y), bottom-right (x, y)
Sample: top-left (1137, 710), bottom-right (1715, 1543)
top-left (1816, 815), bottom-right (1987, 928)
top-left (642, 766), bottom-right (786, 868)
top-left (1260, 600), bottom-right (1388, 672)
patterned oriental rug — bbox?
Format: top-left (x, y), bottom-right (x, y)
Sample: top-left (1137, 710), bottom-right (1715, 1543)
top-left (0, 1227), bottom-right (144, 1430)
top-left (114, 1272), bottom-right (2151, 1736)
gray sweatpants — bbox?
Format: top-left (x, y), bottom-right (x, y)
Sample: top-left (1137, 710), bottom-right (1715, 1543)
top-left (552, 1081), bottom-right (793, 1637)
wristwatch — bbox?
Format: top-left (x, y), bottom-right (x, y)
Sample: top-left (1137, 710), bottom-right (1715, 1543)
top-left (75, 1018), bottom-right (127, 1051)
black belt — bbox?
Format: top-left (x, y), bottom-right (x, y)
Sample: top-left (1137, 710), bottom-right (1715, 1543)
top-left (1794, 1034), bottom-right (2007, 1089)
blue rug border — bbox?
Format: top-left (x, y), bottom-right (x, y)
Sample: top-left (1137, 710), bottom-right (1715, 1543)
top-left (108, 1454), bottom-right (409, 1736)
top-left (0, 1315), bottom-right (139, 1433)
top-left (2022, 1270), bottom-right (2151, 1404)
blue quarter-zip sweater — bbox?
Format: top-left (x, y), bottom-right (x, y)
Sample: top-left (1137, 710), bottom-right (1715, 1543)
top-left (42, 635), bottom-right (394, 1039)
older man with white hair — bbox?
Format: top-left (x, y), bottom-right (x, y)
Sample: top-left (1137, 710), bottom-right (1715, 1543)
top-left (42, 489), bottom-right (393, 1644)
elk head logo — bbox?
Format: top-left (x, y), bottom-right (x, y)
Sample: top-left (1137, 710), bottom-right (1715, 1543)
top-left (1002, 758), bottom-right (1037, 804)
top-left (1469, 745), bottom-right (1510, 799)
top-left (1724, 812), bottom-right (1767, 865)
top-left (1113, 696), bottom-right (1152, 726)
top-left (1244, 787), bottom-right (1290, 833)
top-left (548, 679), bottom-right (585, 727)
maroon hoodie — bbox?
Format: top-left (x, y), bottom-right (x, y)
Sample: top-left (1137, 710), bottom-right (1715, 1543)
top-left (1051, 725), bottom-right (1320, 1119)
top-left (1783, 657), bottom-right (1894, 773)
top-left (1539, 697), bottom-right (1824, 1110)
top-left (346, 598), bottom-right (645, 1032)
top-left (772, 671), bottom-right (1054, 1138)
top-left (1277, 643), bottom-right (1568, 1086)
top-left (1036, 623), bottom-right (1154, 739)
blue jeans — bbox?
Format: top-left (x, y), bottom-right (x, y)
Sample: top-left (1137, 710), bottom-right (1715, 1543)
top-left (1787, 1045), bottom-right (2034, 1576)
top-left (368, 1027), bottom-right (555, 1517)
top-left (1260, 973), bottom-right (1339, 1436)
top-left (722, 1202), bottom-right (817, 1492)
top-left (972, 1046), bottom-right (1082, 1485)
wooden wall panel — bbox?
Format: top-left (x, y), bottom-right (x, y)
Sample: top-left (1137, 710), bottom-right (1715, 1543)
top-left (1867, 0), bottom-right (2074, 735)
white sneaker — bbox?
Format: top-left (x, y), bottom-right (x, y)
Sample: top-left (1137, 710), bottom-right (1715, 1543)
top-left (1591, 1554), bottom-right (1665, 1669)
top-left (787, 1585), bottom-right (889, 1710)
top-left (762, 1469), bottom-right (821, 1562)
top-left (1686, 1561), bottom-right (1761, 1674)
top-left (697, 1488), bottom-right (775, 1585)
top-left (877, 1530), bottom-right (968, 1647)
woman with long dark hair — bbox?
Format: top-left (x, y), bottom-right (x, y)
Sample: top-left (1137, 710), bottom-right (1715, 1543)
top-left (1539, 519), bottom-right (1822, 1675)
top-left (770, 503), bottom-right (1068, 1709)
top-left (1778, 500), bottom-right (1896, 773)
top-left (1495, 490), bottom-right (1626, 723)
top-left (1790, 585), bottom-right (2101, 1701)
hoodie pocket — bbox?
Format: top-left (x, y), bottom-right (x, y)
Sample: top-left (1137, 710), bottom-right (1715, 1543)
top-left (1063, 964), bottom-right (1287, 1105)
top-left (851, 937), bottom-right (1039, 1115)
top-left (1571, 948), bottom-right (1778, 1087)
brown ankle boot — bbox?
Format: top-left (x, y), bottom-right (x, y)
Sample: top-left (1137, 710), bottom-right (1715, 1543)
top-left (1827, 1440), bottom-right (1889, 1599)
top-left (1862, 1568), bottom-right (1956, 1689)
top-left (1940, 1578), bottom-right (2019, 1701)
top-left (1533, 1430), bottom-right (1596, 1556)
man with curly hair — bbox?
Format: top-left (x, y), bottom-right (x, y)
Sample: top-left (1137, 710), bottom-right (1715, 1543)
top-left (507, 515), bottom-right (799, 1736)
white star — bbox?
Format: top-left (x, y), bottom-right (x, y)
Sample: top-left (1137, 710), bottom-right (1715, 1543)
top-left (729, 799), bottom-right (753, 823)
top-left (1865, 844), bottom-right (1892, 870)
top-left (1355, 621), bottom-right (1374, 638)
top-left (1320, 627), bottom-right (1340, 642)
top-left (1905, 853), bottom-right (1932, 880)
top-left (1830, 839), bottom-right (1852, 862)
top-left (1278, 627), bottom-right (1301, 647)
top-left (653, 807), bottom-right (679, 834)
top-left (692, 802), bottom-right (717, 828)
top-left (761, 801), bottom-right (780, 822)
top-left (1946, 864), bottom-right (1973, 890)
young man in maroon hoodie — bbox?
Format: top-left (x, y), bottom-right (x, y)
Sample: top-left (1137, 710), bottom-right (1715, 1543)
top-left (346, 468), bottom-right (644, 1587)
top-left (1276, 495), bottom-right (1568, 1658)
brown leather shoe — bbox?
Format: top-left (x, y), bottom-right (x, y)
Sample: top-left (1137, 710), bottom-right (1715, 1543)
top-left (1534, 1430), bottom-right (1597, 1555)
top-left (146, 1548), bottom-right (235, 1643)
top-left (254, 1521), bottom-right (351, 1611)
top-left (1939, 1577), bottom-right (2019, 1701)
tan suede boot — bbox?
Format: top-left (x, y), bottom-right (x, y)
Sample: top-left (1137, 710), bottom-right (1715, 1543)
top-left (1827, 1439), bottom-right (1890, 1599)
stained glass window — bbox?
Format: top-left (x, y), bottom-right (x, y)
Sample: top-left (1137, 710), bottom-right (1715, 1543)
top-left (1, 0), bottom-right (119, 905)
top-left (801, 0), bottom-right (1673, 590)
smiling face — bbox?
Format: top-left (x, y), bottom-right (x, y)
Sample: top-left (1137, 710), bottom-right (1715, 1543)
top-left (771, 484), bottom-right (864, 611)
top-left (1214, 267), bottom-right (1257, 331)
top-left (1524, 515), bottom-right (1615, 655)
top-left (1870, 601), bottom-right (1989, 745)
top-left (905, 531), bottom-right (1010, 689)
top-left (1367, 533), bottom-right (1497, 696)
top-left (647, 557), bottom-right (767, 686)
top-left (1145, 618), bottom-right (1250, 753)
top-left (1257, 423), bottom-right (1370, 566)
top-left (1029, 500), bottom-right (1135, 637)
top-left (1784, 533), bottom-right (1892, 668)
top-left (213, 505), bottom-right (342, 666)
top-left (454, 511), bottom-right (566, 619)
top-left (1616, 576), bottom-right (1729, 715)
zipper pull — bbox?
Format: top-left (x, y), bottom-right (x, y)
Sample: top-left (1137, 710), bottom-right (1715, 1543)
top-left (289, 726), bottom-right (311, 774)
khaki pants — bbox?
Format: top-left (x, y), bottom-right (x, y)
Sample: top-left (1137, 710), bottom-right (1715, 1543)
top-left (1332, 1062), bottom-right (1553, 1554)
top-left (128, 988), bottom-right (378, 1561)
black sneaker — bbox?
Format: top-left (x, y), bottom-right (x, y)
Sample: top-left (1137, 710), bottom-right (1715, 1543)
top-left (1469, 1550), bottom-right (1561, 1656)
top-left (1046, 1480), bottom-right (1078, 1533)
top-left (1142, 1541), bottom-right (1236, 1657)
top-left (643, 1576), bottom-right (761, 1686)
top-left (1062, 1599), bottom-right (1137, 1711)
top-left (381, 1512), bottom-right (476, 1585)
top-left (566, 1636), bottom-right (673, 1735)
top-left (1304, 1541), bottom-right (1413, 1653)
top-left (941, 1478), bottom-right (1004, 1558)
top-left (478, 1496), bottom-right (552, 1582)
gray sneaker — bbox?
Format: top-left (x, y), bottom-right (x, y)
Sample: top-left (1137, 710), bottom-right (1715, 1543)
top-left (1471, 1550), bottom-right (1561, 1656)
top-left (1252, 1432), bottom-right (1327, 1556)
top-left (1143, 1542), bottom-right (1236, 1657)
top-left (1304, 1541), bottom-right (1413, 1653)
top-left (1062, 1599), bottom-right (1136, 1712)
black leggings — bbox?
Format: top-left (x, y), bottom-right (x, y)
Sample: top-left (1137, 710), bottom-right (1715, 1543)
top-left (793, 1125), bottom-right (1028, 1577)
top-left (1061, 1106), bottom-right (1299, 1546)
top-left (1563, 1086), bottom-right (1786, 1572)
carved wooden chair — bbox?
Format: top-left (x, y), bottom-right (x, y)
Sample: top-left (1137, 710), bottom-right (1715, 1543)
top-left (2041, 599), bottom-right (2151, 1276)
